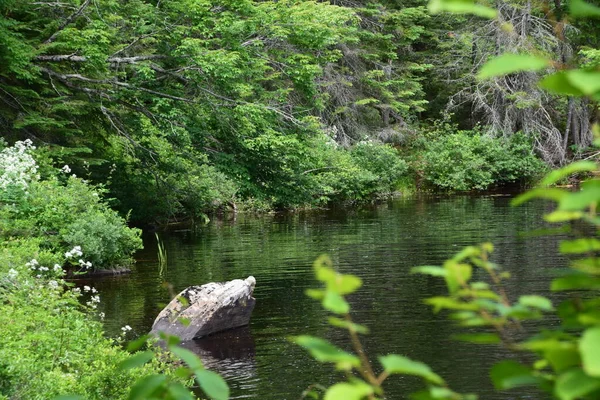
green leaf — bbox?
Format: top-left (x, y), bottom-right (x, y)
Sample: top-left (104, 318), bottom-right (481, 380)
top-left (560, 238), bottom-right (600, 254)
top-left (334, 274), bottom-right (362, 295)
top-left (169, 346), bottom-right (204, 370)
top-left (490, 360), bottom-right (540, 390)
top-left (519, 295), bottom-right (554, 311)
top-left (328, 317), bottom-right (370, 334)
top-left (546, 348), bottom-right (582, 372)
top-left (540, 72), bottom-right (585, 96)
top-left (195, 369), bottom-right (230, 400)
top-left (126, 335), bottom-right (149, 352)
top-left (54, 396), bottom-right (85, 400)
top-left (452, 333), bottom-right (501, 344)
top-left (451, 246), bottom-right (480, 262)
top-left (411, 266), bottom-right (447, 277)
top-left (580, 327), bottom-right (600, 377)
top-left (291, 335), bottom-right (360, 369)
top-left (512, 188), bottom-right (567, 206)
top-left (540, 161), bottom-right (598, 186)
top-left (555, 368), bottom-right (600, 400)
top-left (559, 180), bottom-right (600, 212)
top-left (159, 332), bottom-right (181, 347)
top-left (323, 291), bottom-right (350, 314)
top-left (323, 381), bottom-right (373, 400)
top-left (564, 70), bottom-right (600, 96)
top-left (118, 351), bottom-right (154, 371)
top-left (167, 382), bottom-right (195, 400)
top-left (315, 264), bottom-right (337, 284)
top-left (306, 288), bottom-right (325, 300)
top-left (444, 261), bottom-right (472, 294)
top-left (570, 0), bottom-right (600, 18)
top-left (428, 0), bottom-right (498, 18)
top-left (552, 274), bottom-right (600, 291)
top-left (478, 54), bottom-right (550, 79)
top-left (425, 297), bottom-right (480, 312)
top-left (127, 374), bottom-right (167, 400)
top-left (545, 211), bottom-right (585, 222)
top-left (379, 354), bottom-right (444, 385)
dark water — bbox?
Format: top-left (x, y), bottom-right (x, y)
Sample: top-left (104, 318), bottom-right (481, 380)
top-left (91, 195), bottom-right (564, 399)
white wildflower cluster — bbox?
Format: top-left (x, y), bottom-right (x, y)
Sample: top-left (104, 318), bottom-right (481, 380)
top-left (27, 259), bottom-right (65, 279)
top-left (7, 268), bottom-right (18, 279)
top-left (65, 246), bottom-right (83, 259)
top-left (83, 285), bottom-right (98, 293)
top-left (86, 294), bottom-right (101, 309)
top-left (0, 139), bottom-right (39, 191)
top-left (61, 165), bottom-right (71, 173)
top-left (121, 325), bottom-right (132, 335)
top-left (79, 259), bottom-right (92, 269)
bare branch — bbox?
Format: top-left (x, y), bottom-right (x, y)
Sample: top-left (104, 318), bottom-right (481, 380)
top-left (44, 0), bottom-right (91, 44)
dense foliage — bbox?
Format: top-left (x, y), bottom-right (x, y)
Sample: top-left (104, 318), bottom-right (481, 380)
top-left (0, 237), bottom-right (162, 400)
top-left (419, 129), bottom-right (546, 191)
top-left (0, 140), bottom-right (142, 270)
top-left (3, 0), bottom-right (596, 222)
top-left (0, 0), bottom-right (599, 399)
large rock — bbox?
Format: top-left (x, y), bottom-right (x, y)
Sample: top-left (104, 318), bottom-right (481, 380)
top-left (151, 276), bottom-right (256, 341)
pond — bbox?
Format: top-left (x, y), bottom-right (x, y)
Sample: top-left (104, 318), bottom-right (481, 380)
top-left (90, 195), bottom-right (563, 399)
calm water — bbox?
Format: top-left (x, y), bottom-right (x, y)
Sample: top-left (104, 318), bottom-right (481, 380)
top-left (90, 195), bottom-right (563, 399)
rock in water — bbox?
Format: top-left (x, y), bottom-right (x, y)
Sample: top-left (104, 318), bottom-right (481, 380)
top-left (151, 276), bottom-right (256, 341)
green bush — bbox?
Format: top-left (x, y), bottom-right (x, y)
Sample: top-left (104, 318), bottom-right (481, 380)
top-left (219, 133), bottom-right (409, 210)
top-left (420, 129), bottom-right (546, 191)
top-left (0, 141), bottom-right (142, 269)
top-left (0, 240), bottom-right (170, 400)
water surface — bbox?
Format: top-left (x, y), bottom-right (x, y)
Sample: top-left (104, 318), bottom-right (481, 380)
top-left (92, 195), bottom-right (563, 399)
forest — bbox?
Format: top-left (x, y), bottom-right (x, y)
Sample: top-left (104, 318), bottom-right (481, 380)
top-left (1, 0), bottom-right (600, 399)
top-left (3, 0), bottom-right (597, 224)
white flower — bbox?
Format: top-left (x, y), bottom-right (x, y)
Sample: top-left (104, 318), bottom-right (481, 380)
top-left (0, 140), bottom-right (38, 191)
top-left (48, 280), bottom-right (58, 289)
top-left (39, 266), bottom-right (49, 272)
top-left (90, 295), bottom-right (100, 303)
top-left (83, 285), bottom-right (91, 292)
top-left (53, 264), bottom-right (62, 272)
top-left (61, 165), bottom-right (71, 173)
top-left (8, 269), bottom-right (18, 278)
top-left (121, 325), bottom-right (132, 332)
top-left (72, 287), bottom-right (81, 294)
top-left (65, 246), bottom-right (83, 259)
top-left (25, 259), bottom-right (39, 267)
top-left (91, 287), bottom-right (97, 294)
top-left (99, 312), bottom-right (105, 320)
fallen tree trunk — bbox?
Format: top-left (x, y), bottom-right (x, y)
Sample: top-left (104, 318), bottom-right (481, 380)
top-left (150, 276), bottom-right (256, 341)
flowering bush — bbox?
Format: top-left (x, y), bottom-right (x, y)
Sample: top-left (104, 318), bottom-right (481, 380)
top-left (0, 139), bottom-right (39, 192)
top-left (0, 141), bottom-right (142, 270)
top-left (0, 240), bottom-right (174, 400)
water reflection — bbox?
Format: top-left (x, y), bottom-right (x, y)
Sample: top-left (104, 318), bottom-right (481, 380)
top-left (93, 195), bottom-right (564, 399)
top-left (180, 327), bottom-right (258, 392)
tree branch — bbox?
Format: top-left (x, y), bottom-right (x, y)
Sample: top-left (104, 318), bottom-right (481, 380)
top-left (44, 0), bottom-right (91, 44)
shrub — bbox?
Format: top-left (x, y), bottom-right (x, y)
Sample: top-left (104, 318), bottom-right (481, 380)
top-left (420, 130), bottom-right (546, 191)
top-left (0, 241), bottom-right (168, 400)
top-left (0, 141), bottom-right (142, 269)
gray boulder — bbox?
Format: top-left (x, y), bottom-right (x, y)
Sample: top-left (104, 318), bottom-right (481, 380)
top-left (151, 276), bottom-right (256, 341)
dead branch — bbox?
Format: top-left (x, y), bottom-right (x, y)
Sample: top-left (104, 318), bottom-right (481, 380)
top-left (44, 0), bottom-right (91, 44)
